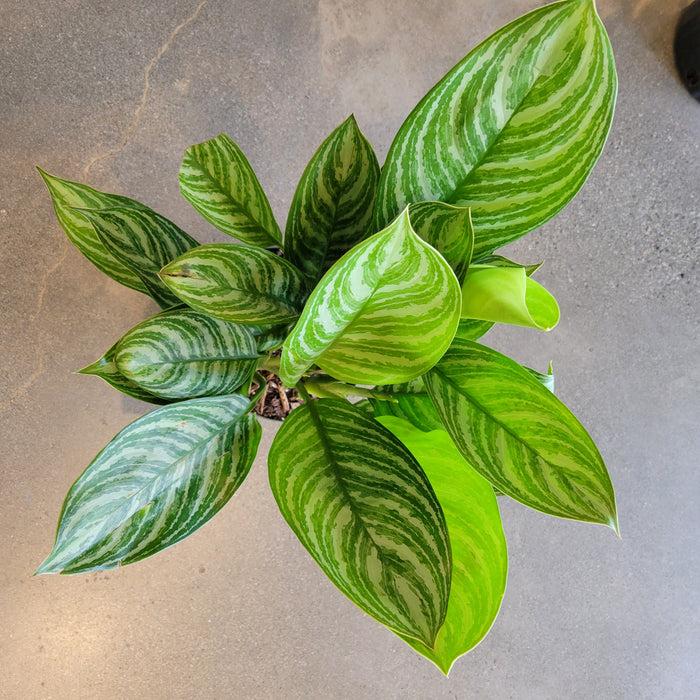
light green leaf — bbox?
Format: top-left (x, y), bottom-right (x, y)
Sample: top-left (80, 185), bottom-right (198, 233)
top-left (280, 208), bottom-right (461, 386)
top-left (268, 399), bottom-right (451, 647)
top-left (524, 362), bottom-right (555, 393)
top-left (36, 395), bottom-right (261, 574)
top-left (375, 0), bottom-right (617, 258)
top-left (425, 338), bottom-right (618, 529)
top-left (475, 254), bottom-right (542, 277)
top-left (460, 264), bottom-right (560, 331)
top-left (370, 379), bottom-right (444, 432)
top-left (454, 318), bottom-right (494, 342)
top-left (76, 206), bottom-right (199, 309)
top-left (160, 243), bottom-right (308, 325)
top-left (114, 308), bottom-right (261, 399)
top-left (377, 417), bottom-right (507, 675)
top-left (38, 169), bottom-right (149, 293)
top-left (408, 202), bottom-right (474, 285)
top-left (179, 133), bottom-right (282, 247)
top-left (285, 115), bottom-right (380, 284)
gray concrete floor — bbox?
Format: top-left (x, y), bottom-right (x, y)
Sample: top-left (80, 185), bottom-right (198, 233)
top-left (1, 0), bottom-right (698, 697)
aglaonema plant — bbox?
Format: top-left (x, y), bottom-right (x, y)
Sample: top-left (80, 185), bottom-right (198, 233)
top-left (36, 0), bottom-right (619, 674)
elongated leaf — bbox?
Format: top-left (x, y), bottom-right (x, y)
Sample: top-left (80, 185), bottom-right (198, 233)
top-left (250, 323), bottom-right (291, 353)
top-left (524, 362), bottom-right (555, 393)
top-left (160, 243), bottom-right (308, 325)
top-left (425, 338), bottom-right (618, 529)
top-left (36, 395), bottom-right (261, 574)
top-left (378, 418), bottom-right (507, 674)
top-left (268, 399), bottom-right (451, 646)
top-left (180, 133), bottom-right (282, 247)
top-left (114, 308), bottom-right (261, 399)
top-left (475, 254), bottom-right (542, 277)
top-left (375, 0), bottom-right (617, 258)
top-left (280, 208), bottom-right (461, 386)
top-left (77, 342), bottom-right (172, 405)
top-left (454, 318), bottom-right (494, 342)
top-left (370, 379), bottom-right (444, 432)
top-left (460, 264), bottom-right (560, 331)
top-left (408, 202), bottom-right (474, 285)
top-left (38, 169), bottom-right (149, 293)
top-left (285, 115), bottom-right (380, 283)
top-left (76, 206), bottom-right (199, 309)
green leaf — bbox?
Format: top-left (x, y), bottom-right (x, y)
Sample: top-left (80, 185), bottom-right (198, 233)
top-left (76, 206), bottom-right (199, 309)
top-left (475, 254), bottom-right (542, 277)
top-left (524, 362), bottom-right (555, 393)
top-left (250, 323), bottom-right (291, 353)
top-left (375, 0), bottom-right (617, 258)
top-left (285, 115), bottom-right (380, 283)
top-left (268, 399), bottom-right (451, 646)
top-left (460, 264), bottom-right (560, 331)
top-left (377, 417), bottom-right (507, 675)
top-left (38, 169), bottom-right (149, 293)
top-left (408, 202), bottom-right (474, 285)
top-left (179, 133), bottom-right (282, 247)
top-left (370, 379), bottom-right (444, 432)
top-left (114, 308), bottom-right (261, 399)
top-left (425, 338), bottom-right (618, 529)
top-left (454, 318), bottom-right (494, 342)
top-left (280, 208), bottom-right (461, 386)
top-left (36, 395), bottom-right (261, 574)
top-left (160, 243), bottom-right (308, 325)
top-left (77, 342), bottom-right (172, 405)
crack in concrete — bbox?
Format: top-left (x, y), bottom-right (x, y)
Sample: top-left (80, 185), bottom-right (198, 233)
top-left (31, 238), bottom-right (68, 322)
top-left (0, 349), bottom-right (44, 414)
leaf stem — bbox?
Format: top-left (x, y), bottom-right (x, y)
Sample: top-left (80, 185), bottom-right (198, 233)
top-left (248, 372), bottom-right (268, 408)
top-left (295, 381), bottom-right (312, 404)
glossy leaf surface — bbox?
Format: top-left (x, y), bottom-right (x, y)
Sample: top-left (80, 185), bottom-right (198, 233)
top-left (160, 243), bottom-right (308, 325)
top-left (36, 396), bottom-right (261, 574)
top-left (369, 379), bottom-right (444, 432)
top-left (115, 308), bottom-right (260, 399)
top-left (375, 0), bottom-right (617, 258)
top-left (280, 208), bottom-right (461, 386)
top-left (179, 133), bottom-right (282, 247)
top-left (378, 418), bottom-right (507, 674)
top-left (285, 115), bottom-right (380, 283)
top-left (425, 338), bottom-right (618, 528)
top-left (268, 399), bottom-right (451, 646)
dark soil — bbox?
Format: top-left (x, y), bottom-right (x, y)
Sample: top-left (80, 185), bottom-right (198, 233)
top-left (249, 369), bottom-right (301, 420)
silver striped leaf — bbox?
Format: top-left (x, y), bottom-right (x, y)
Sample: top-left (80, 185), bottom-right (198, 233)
top-left (378, 417), bottom-right (507, 674)
top-left (159, 243), bottom-right (308, 325)
top-left (408, 202), bottom-right (474, 285)
top-left (280, 208), bottom-right (461, 386)
top-left (475, 254), bottom-right (542, 277)
top-left (285, 115), bottom-right (380, 284)
top-left (179, 133), bottom-right (282, 248)
top-left (374, 0), bottom-right (617, 258)
top-left (268, 399), bottom-right (451, 647)
top-left (38, 169), bottom-right (149, 293)
top-left (76, 205), bottom-right (199, 309)
top-left (460, 264), bottom-right (560, 331)
top-left (425, 338), bottom-right (618, 529)
top-left (369, 379), bottom-right (444, 433)
top-left (114, 308), bottom-right (261, 399)
top-left (36, 395), bottom-right (261, 574)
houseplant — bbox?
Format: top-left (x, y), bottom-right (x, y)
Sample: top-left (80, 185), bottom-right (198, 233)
top-left (36, 0), bottom-right (618, 674)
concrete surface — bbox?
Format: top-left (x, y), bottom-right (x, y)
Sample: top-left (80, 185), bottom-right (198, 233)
top-left (1, 0), bottom-right (698, 697)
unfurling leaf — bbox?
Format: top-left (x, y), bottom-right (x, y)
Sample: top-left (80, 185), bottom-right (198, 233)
top-left (369, 378), bottom-right (444, 432)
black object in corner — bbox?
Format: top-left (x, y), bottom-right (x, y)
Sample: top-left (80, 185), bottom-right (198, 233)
top-left (675, 0), bottom-right (700, 101)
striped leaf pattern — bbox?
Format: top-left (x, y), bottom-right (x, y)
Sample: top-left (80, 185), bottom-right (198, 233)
top-left (268, 399), bottom-right (451, 646)
top-left (374, 0), bottom-right (617, 258)
top-left (370, 379), bottom-right (444, 432)
top-left (425, 338), bottom-right (618, 528)
top-left (114, 308), bottom-right (261, 399)
top-left (460, 264), bottom-right (560, 331)
top-left (160, 244), bottom-right (308, 325)
top-left (179, 133), bottom-right (282, 247)
top-left (408, 202), bottom-right (474, 285)
top-left (280, 208), bottom-right (461, 386)
top-left (285, 115), bottom-right (380, 284)
top-left (38, 169), bottom-right (149, 293)
top-left (454, 318), bottom-right (494, 342)
top-left (378, 418), bottom-right (507, 674)
top-left (36, 395), bottom-right (261, 574)
top-left (77, 206), bottom-right (199, 309)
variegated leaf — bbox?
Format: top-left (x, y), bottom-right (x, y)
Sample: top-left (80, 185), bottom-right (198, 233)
top-left (378, 417), bottom-right (507, 674)
top-left (76, 206), bottom-right (199, 309)
top-left (370, 378), bottom-right (444, 432)
top-left (179, 133), bottom-right (282, 247)
top-left (36, 395), bottom-right (261, 574)
top-left (375, 0), bottom-right (617, 258)
top-left (268, 399), bottom-right (451, 646)
top-left (425, 338), bottom-right (618, 529)
top-left (408, 202), bottom-right (474, 285)
top-left (454, 318), bottom-right (494, 342)
top-left (285, 115), bottom-right (380, 284)
top-left (38, 169), bottom-right (149, 293)
top-left (159, 244), bottom-right (308, 325)
top-left (524, 362), bottom-right (555, 393)
top-left (114, 308), bottom-right (261, 399)
top-left (460, 264), bottom-right (560, 331)
top-left (280, 208), bottom-right (461, 386)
